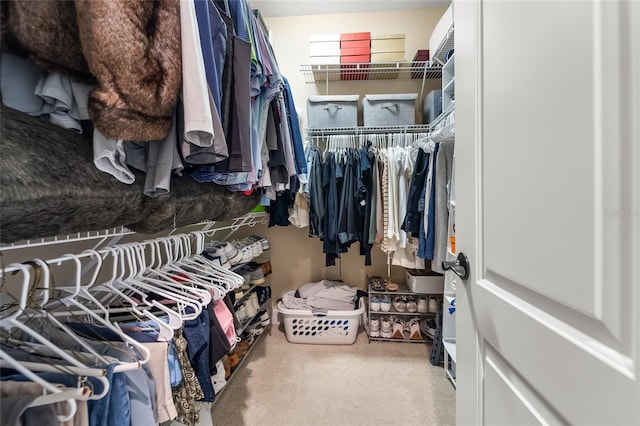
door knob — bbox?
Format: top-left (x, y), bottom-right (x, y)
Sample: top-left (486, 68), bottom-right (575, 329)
top-left (442, 252), bottom-right (470, 280)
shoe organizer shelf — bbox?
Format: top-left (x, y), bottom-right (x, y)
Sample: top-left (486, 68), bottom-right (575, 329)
top-left (212, 236), bottom-right (273, 405)
top-left (366, 279), bottom-right (443, 344)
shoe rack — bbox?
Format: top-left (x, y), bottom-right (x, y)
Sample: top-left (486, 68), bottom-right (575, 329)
top-left (366, 278), bottom-right (443, 343)
top-left (212, 237), bottom-right (272, 404)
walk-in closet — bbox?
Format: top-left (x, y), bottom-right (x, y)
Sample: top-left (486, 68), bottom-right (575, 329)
top-left (1, 0), bottom-right (638, 425)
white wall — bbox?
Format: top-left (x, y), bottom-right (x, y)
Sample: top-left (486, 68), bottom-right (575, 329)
top-left (265, 8), bottom-right (447, 128)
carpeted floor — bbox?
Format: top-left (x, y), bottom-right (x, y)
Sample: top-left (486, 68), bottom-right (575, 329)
top-left (212, 325), bottom-right (456, 426)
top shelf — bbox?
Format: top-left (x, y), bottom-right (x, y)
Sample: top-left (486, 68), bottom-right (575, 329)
top-left (299, 61), bottom-right (442, 84)
top-left (432, 25), bottom-right (455, 66)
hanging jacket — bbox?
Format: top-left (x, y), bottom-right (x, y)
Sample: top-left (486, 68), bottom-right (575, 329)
top-left (3, 0), bottom-right (182, 142)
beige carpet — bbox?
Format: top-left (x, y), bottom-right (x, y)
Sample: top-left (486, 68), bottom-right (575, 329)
top-left (212, 325), bottom-right (456, 426)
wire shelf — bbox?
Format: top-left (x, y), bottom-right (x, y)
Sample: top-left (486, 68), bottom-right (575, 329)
top-left (300, 61), bottom-right (442, 84)
top-left (432, 25), bottom-right (455, 66)
top-left (306, 125), bottom-right (432, 137)
top-left (0, 212), bottom-right (269, 252)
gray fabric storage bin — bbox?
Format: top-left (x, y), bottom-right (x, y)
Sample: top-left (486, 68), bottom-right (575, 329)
top-left (363, 93), bottom-right (417, 126)
top-left (423, 89), bottom-right (442, 124)
top-left (307, 95), bottom-right (358, 128)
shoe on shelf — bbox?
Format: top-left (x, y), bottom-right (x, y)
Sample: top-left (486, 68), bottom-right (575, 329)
top-left (236, 304), bottom-right (247, 322)
top-left (421, 318), bottom-right (437, 338)
top-left (392, 297), bottom-right (406, 313)
top-left (244, 299), bottom-right (257, 319)
top-left (233, 288), bottom-right (244, 303)
top-left (380, 316), bottom-right (393, 338)
top-left (222, 242), bottom-right (243, 266)
top-left (250, 291), bottom-right (260, 311)
top-left (380, 296), bottom-right (392, 312)
top-left (259, 310), bottom-right (270, 326)
top-left (370, 297), bottom-right (381, 312)
top-left (248, 324), bottom-right (265, 337)
top-left (406, 297), bottom-right (417, 313)
top-left (211, 360), bottom-right (227, 393)
top-left (428, 296), bottom-right (439, 313)
top-left (417, 298), bottom-right (429, 313)
top-left (256, 236), bottom-right (270, 251)
top-left (249, 260), bottom-right (272, 277)
top-left (384, 279), bottom-right (398, 291)
top-left (369, 316), bottom-right (381, 337)
top-left (392, 317), bottom-right (406, 339)
top-left (407, 318), bottom-right (423, 340)
top-left (249, 266), bottom-right (265, 285)
top-left (221, 355), bottom-right (231, 379)
top-left (369, 276), bottom-right (384, 292)
top-left (255, 286), bottom-right (271, 305)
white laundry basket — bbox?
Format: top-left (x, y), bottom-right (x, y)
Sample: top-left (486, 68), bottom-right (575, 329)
top-left (278, 298), bottom-right (366, 345)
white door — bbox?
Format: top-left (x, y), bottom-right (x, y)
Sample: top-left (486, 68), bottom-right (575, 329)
top-left (455, 1), bottom-right (640, 424)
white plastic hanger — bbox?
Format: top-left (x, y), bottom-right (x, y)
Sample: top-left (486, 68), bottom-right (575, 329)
top-left (0, 262), bottom-right (111, 399)
top-left (85, 248), bottom-right (178, 342)
top-left (47, 253), bottom-right (151, 370)
top-left (112, 243), bottom-right (202, 321)
top-left (0, 347), bottom-right (87, 423)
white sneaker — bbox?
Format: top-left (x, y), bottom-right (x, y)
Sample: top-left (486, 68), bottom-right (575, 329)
top-left (392, 318), bottom-right (406, 339)
top-left (417, 298), bottom-right (429, 313)
top-left (369, 316), bottom-right (380, 337)
top-left (392, 297), bottom-right (406, 313)
top-left (211, 360), bottom-right (227, 393)
top-left (407, 318), bottom-right (423, 340)
top-left (370, 297), bottom-right (381, 312)
top-left (406, 298), bottom-right (417, 313)
top-left (244, 299), bottom-right (257, 319)
top-left (380, 316), bottom-right (393, 338)
top-left (236, 304), bottom-right (247, 322)
top-left (380, 297), bottom-right (391, 312)
top-left (250, 292), bottom-right (260, 311)
top-left (428, 297), bottom-right (439, 313)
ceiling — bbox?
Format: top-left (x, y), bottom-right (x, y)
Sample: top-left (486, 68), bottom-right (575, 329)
top-left (250, 0), bottom-right (450, 18)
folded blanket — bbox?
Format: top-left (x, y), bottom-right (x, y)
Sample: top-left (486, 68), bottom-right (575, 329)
top-left (281, 279), bottom-right (358, 311)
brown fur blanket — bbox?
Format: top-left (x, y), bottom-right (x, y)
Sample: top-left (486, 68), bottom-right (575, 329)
top-left (0, 106), bottom-right (260, 243)
top-left (3, 0), bottom-right (182, 142)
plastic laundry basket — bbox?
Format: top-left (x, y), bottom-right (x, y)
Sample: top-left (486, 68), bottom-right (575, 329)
top-left (278, 298), bottom-right (366, 345)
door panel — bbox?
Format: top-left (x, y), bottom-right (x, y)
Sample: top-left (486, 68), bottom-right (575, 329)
top-left (456, 0), bottom-right (640, 424)
top-left (484, 345), bottom-right (564, 425)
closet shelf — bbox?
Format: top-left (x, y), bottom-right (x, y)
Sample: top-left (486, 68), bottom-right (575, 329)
top-left (306, 124), bottom-right (431, 137)
top-left (432, 25), bottom-right (455, 66)
top-left (299, 61), bottom-right (442, 84)
top-left (0, 212), bottom-right (268, 253)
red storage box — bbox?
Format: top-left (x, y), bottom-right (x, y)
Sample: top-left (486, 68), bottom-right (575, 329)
top-left (340, 56), bottom-right (370, 81)
top-left (340, 32), bottom-right (370, 42)
top-left (341, 39), bottom-right (370, 49)
top-left (340, 46), bottom-right (370, 57)
top-left (412, 49), bottom-right (431, 79)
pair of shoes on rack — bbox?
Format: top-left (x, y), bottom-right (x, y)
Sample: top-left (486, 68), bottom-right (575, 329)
top-left (370, 296), bottom-right (392, 312)
top-left (369, 276), bottom-right (399, 292)
top-left (392, 296), bottom-right (418, 313)
top-left (391, 317), bottom-right (423, 340)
